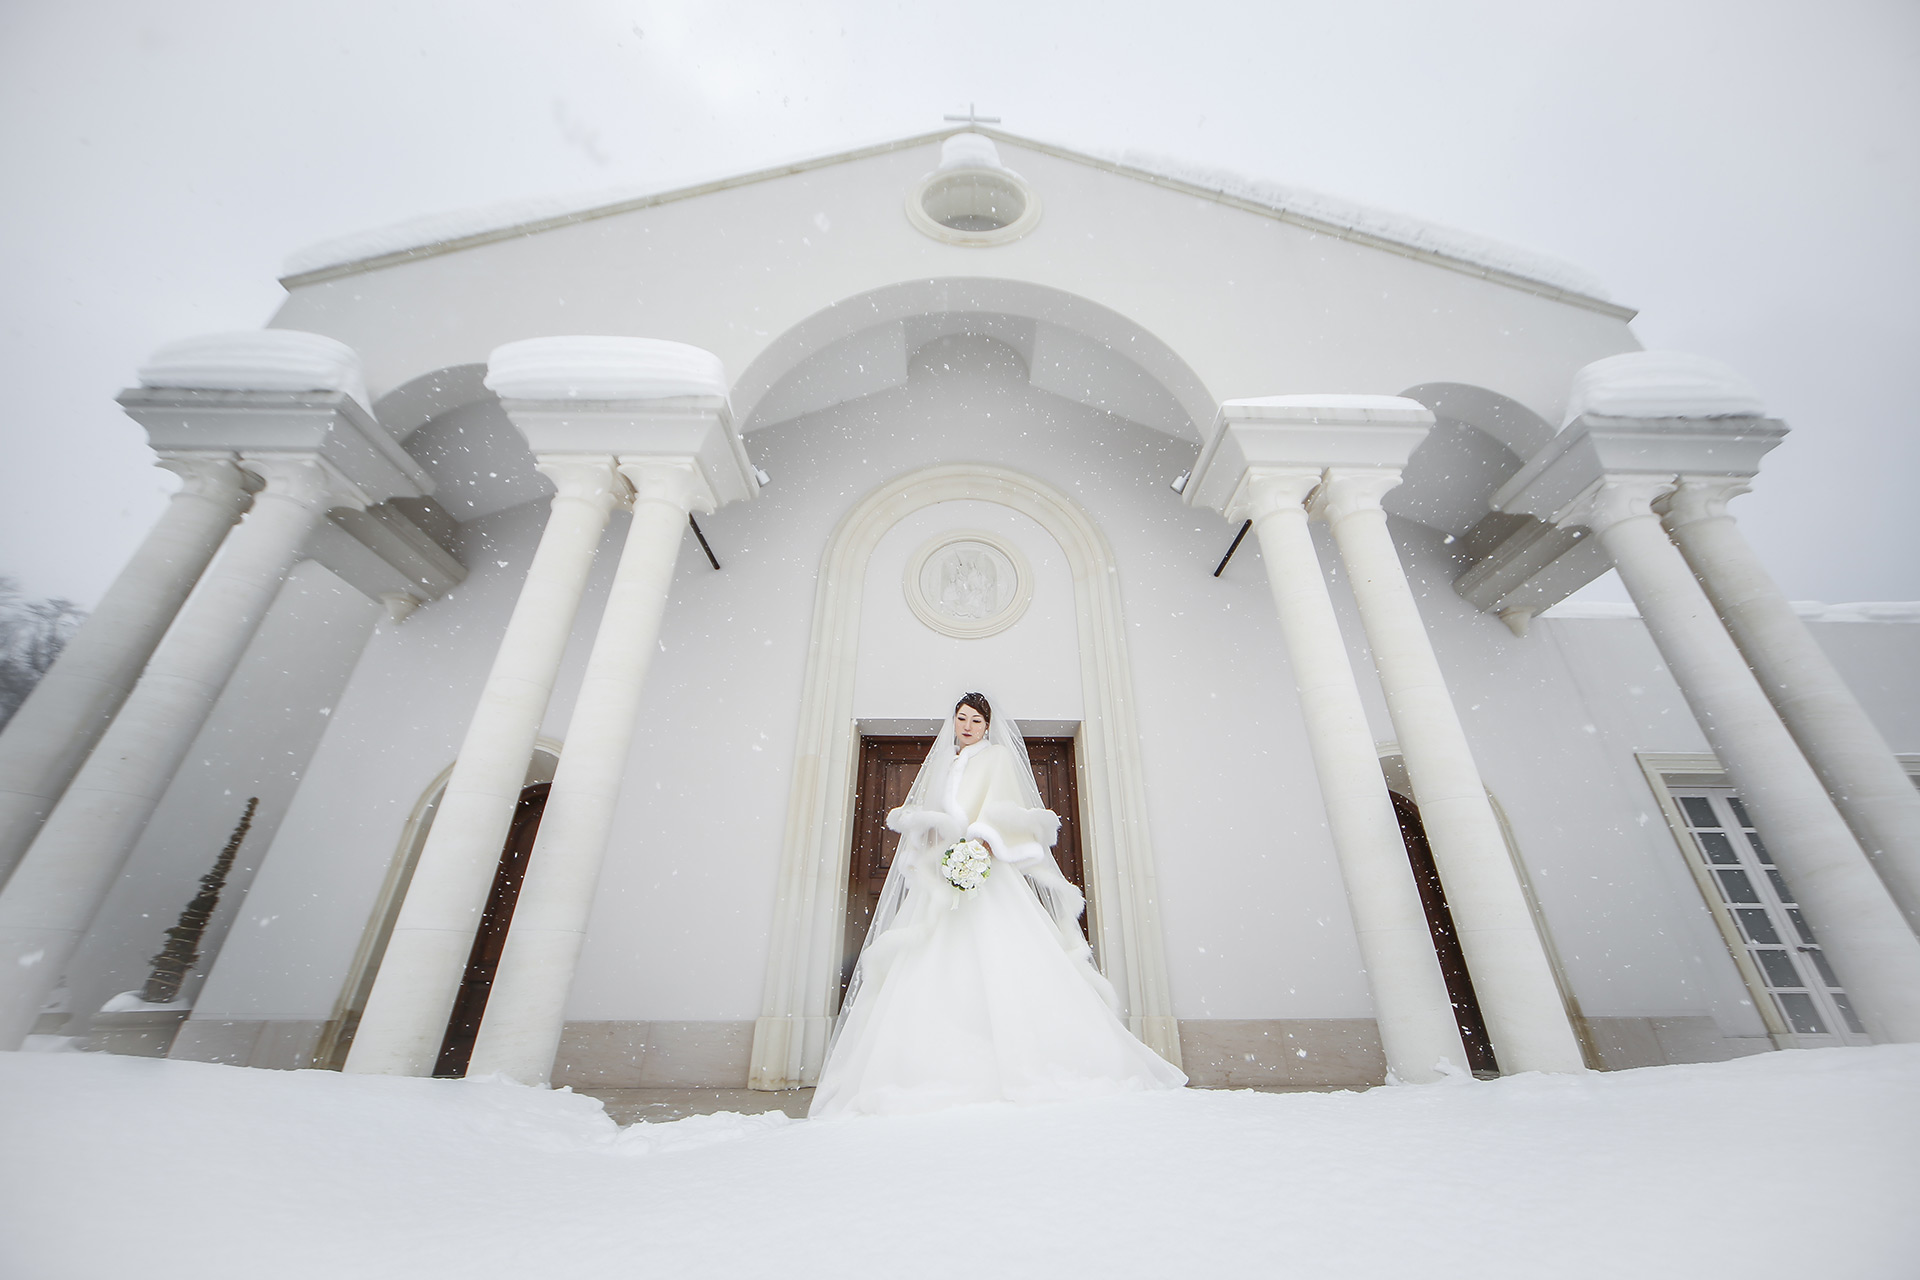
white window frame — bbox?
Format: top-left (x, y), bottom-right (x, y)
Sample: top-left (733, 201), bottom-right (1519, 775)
top-left (1638, 752), bottom-right (1891, 1049)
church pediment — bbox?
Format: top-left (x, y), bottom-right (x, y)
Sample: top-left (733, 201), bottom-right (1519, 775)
top-left (269, 129), bottom-right (1639, 441)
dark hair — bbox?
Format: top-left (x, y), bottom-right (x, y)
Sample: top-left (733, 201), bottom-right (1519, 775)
top-left (954, 692), bottom-right (992, 727)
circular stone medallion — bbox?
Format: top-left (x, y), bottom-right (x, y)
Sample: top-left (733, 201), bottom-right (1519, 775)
top-left (903, 530), bottom-right (1034, 639)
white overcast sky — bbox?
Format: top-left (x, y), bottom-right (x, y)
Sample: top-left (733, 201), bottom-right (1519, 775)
top-left (2, 0), bottom-right (1915, 609)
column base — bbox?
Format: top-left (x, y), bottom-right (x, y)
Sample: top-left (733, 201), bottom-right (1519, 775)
top-left (748, 1013), bottom-right (834, 1090)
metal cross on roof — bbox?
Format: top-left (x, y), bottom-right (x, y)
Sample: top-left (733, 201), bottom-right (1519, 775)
top-left (942, 103), bottom-right (1000, 128)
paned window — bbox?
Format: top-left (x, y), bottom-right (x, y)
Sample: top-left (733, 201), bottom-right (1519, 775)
top-left (1671, 787), bottom-right (1869, 1045)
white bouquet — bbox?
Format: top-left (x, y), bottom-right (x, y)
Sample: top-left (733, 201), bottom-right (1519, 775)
top-left (939, 838), bottom-right (993, 894)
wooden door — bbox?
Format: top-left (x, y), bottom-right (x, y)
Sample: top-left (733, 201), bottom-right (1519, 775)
top-left (434, 781), bottom-right (550, 1078)
top-left (841, 738), bottom-right (928, 1001)
top-left (842, 735), bottom-right (1086, 1003)
top-left (1023, 738), bottom-right (1085, 890)
top-left (1390, 790), bottom-right (1499, 1076)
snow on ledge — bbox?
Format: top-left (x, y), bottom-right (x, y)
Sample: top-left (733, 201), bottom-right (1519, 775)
top-left (1564, 351), bottom-right (1766, 426)
top-left (1538, 601), bottom-right (1643, 620)
top-left (1226, 394), bottom-right (1433, 418)
top-left (138, 330), bottom-right (369, 410)
top-left (1542, 600), bottom-right (1920, 623)
top-left (1795, 601), bottom-right (1920, 624)
top-left (99, 990), bottom-right (190, 1014)
top-left (484, 337), bottom-right (729, 402)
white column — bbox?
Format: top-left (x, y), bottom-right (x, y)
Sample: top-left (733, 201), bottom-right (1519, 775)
top-left (1241, 468), bottom-right (1467, 1083)
top-left (0, 456), bottom-right (337, 1048)
top-left (1320, 470), bottom-right (1585, 1073)
top-left (0, 457), bottom-right (252, 885)
top-left (344, 457), bottom-right (621, 1076)
top-left (1579, 476), bottom-right (1920, 1041)
top-left (1664, 476), bottom-right (1920, 927)
top-left (466, 460), bottom-right (699, 1083)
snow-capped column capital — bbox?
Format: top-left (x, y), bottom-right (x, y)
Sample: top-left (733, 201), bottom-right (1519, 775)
top-left (1185, 394), bottom-right (1432, 521)
top-left (1494, 351), bottom-right (1785, 533)
top-left (136, 329), bottom-right (370, 410)
top-left (118, 329), bottom-right (430, 510)
top-left (1562, 351), bottom-right (1765, 426)
top-left (488, 337), bottom-right (757, 514)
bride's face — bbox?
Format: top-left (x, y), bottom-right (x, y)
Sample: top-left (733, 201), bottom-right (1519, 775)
top-left (954, 705), bottom-right (987, 746)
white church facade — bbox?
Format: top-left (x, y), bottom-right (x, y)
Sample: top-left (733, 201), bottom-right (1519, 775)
top-left (3, 128), bottom-right (1917, 1092)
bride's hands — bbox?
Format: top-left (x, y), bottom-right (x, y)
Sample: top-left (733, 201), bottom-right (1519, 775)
top-left (964, 821), bottom-right (999, 859)
top-left (966, 820), bottom-right (1043, 867)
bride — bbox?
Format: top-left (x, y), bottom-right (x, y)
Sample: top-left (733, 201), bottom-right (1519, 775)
top-left (809, 692), bottom-right (1187, 1118)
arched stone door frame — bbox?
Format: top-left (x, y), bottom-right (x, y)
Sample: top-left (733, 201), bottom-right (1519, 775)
top-left (316, 739), bottom-right (562, 1069)
top-left (748, 463), bottom-right (1180, 1089)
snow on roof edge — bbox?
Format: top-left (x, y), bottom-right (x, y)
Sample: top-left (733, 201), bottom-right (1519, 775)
top-left (280, 129), bottom-right (1615, 308)
top-left (279, 130), bottom-right (945, 281)
top-left (1542, 600), bottom-right (1920, 623)
top-left (1097, 147), bottom-right (1611, 303)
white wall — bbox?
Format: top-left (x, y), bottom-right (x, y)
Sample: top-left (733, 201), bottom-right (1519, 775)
top-left (852, 499), bottom-right (1082, 723)
top-left (1805, 620), bottom-right (1920, 750)
top-left (180, 331), bottom-right (1920, 1044)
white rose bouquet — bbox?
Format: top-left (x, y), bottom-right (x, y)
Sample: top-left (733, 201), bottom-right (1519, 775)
top-left (939, 838), bottom-right (993, 895)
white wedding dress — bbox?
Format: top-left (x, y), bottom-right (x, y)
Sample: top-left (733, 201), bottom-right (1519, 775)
top-left (809, 718), bottom-right (1186, 1119)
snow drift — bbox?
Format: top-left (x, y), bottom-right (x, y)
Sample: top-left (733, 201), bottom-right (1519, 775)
top-left (2, 1045), bottom-right (1915, 1279)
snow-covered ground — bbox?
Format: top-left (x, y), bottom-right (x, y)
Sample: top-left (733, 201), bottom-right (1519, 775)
top-left (3, 1046), bottom-right (1916, 1279)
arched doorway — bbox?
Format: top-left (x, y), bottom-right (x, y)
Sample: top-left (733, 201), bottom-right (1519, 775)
top-left (433, 781), bottom-right (550, 1077)
top-left (317, 743), bottom-right (560, 1070)
top-left (749, 463), bottom-right (1180, 1090)
top-left (1388, 789), bottom-right (1499, 1076)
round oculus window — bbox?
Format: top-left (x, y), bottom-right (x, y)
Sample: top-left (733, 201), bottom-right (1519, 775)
top-left (906, 169), bottom-right (1041, 246)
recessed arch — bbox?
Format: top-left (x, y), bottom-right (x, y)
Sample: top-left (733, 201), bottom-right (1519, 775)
top-left (748, 463), bottom-right (1180, 1089)
top-left (1389, 382), bottom-right (1559, 538)
top-left (372, 363), bottom-right (493, 444)
top-left (731, 277), bottom-right (1218, 442)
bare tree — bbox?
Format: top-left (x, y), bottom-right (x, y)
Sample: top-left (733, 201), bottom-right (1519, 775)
top-left (0, 577), bottom-right (87, 732)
